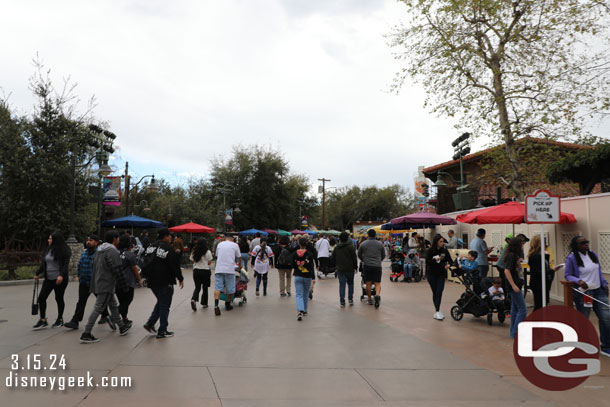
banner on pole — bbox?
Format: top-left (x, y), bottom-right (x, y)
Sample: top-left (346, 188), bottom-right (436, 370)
top-left (102, 176), bottom-right (122, 206)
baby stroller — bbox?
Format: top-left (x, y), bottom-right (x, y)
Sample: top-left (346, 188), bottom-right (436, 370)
top-left (389, 251), bottom-right (405, 282)
top-left (450, 267), bottom-right (492, 323)
top-left (220, 266), bottom-right (249, 307)
top-left (359, 274), bottom-right (377, 303)
top-left (479, 277), bottom-right (507, 325)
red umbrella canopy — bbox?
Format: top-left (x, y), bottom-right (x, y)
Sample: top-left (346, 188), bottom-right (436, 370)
top-left (262, 229), bottom-right (279, 235)
top-left (290, 229), bottom-right (307, 235)
top-left (169, 222), bottom-right (216, 233)
top-left (456, 201), bottom-right (577, 224)
top-left (390, 211), bottom-right (457, 226)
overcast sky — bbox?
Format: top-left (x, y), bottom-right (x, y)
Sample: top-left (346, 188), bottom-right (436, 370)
top-left (2, 0), bottom-right (607, 196)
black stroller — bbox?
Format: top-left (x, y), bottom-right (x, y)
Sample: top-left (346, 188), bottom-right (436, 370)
top-left (450, 267), bottom-right (504, 325)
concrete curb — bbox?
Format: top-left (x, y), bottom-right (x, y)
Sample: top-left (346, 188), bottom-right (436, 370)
top-left (0, 279), bottom-right (35, 287)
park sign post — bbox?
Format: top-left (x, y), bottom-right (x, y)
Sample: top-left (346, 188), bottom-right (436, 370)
top-left (525, 189), bottom-right (561, 308)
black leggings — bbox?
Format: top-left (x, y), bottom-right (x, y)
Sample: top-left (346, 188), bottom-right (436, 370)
top-left (192, 268), bottom-right (211, 305)
top-left (116, 287), bottom-right (135, 319)
top-left (255, 272), bottom-right (268, 292)
top-left (427, 273), bottom-right (446, 312)
top-left (38, 278), bottom-right (68, 319)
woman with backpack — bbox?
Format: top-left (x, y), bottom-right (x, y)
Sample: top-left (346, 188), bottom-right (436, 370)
top-left (190, 239), bottom-right (213, 309)
top-left (33, 232), bottom-right (71, 330)
top-left (251, 238), bottom-right (274, 296)
top-left (276, 236), bottom-right (293, 297)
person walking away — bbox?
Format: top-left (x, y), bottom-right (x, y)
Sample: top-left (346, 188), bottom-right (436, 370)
top-left (488, 277), bottom-right (506, 323)
top-left (64, 235), bottom-right (109, 330)
top-left (249, 232), bottom-right (261, 267)
top-left (33, 232), bottom-right (71, 330)
top-left (332, 231), bottom-right (358, 307)
top-left (213, 233), bottom-right (242, 316)
top-left (116, 235), bottom-right (142, 324)
top-left (142, 228), bottom-right (184, 338)
top-left (276, 236), bottom-right (293, 297)
top-left (190, 239), bottom-right (213, 310)
top-left (564, 236), bottom-right (610, 357)
top-left (446, 230), bottom-right (458, 249)
top-left (252, 238), bottom-right (274, 296)
top-left (293, 236), bottom-right (316, 320)
top-left (172, 234), bottom-right (185, 267)
top-left (502, 237), bottom-right (527, 339)
top-left (470, 228), bottom-right (493, 279)
top-left (357, 229), bottom-right (385, 308)
top-left (527, 235), bottom-right (561, 311)
top-left (238, 236), bottom-right (250, 274)
top-left (425, 234), bottom-right (451, 320)
top-left (79, 231), bottom-right (132, 343)
top-left (315, 235), bottom-right (331, 278)
top-left (402, 249), bottom-right (421, 282)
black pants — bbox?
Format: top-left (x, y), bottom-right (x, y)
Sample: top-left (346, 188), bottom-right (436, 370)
top-left (531, 281), bottom-right (552, 311)
top-left (38, 278), bottom-right (68, 319)
top-left (427, 272), bottom-right (446, 312)
top-left (255, 272), bottom-right (268, 293)
top-left (69, 282), bottom-right (109, 322)
top-left (116, 287), bottom-right (135, 319)
top-left (192, 268), bottom-right (211, 305)
top-left (492, 299), bottom-right (506, 318)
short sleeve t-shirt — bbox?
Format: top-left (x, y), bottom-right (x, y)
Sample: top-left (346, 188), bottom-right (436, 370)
top-left (215, 241), bottom-right (241, 274)
top-left (315, 239), bottom-right (330, 258)
top-left (470, 237), bottom-right (489, 266)
top-left (251, 245), bottom-right (274, 274)
top-left (120, 250), bottom-right (138, 288)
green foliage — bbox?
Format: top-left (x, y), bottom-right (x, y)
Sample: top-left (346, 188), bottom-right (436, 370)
top-left (547, 142), bottom-right (610, 194)
top-left (390, 0), bottom-right (610, 197)
top-left (325, 185), bottom-right (417, 231)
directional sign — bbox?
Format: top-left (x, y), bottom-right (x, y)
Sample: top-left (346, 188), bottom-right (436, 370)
top-left (525, 189), bottom-right (561, 224)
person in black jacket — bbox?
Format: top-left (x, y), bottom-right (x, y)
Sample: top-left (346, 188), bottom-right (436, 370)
top-left (293, 236), bottom-right (316, 321)
top-left (527, 235), bottom-right (561, 311)
top-left (332, 232), bottom-right (358, 307)
top-left (425, 234), bottom-right (451, 321)
top-left (143, 228), bottom-right (184, 338)
top-left (33, 232), bottom-right (71, 330)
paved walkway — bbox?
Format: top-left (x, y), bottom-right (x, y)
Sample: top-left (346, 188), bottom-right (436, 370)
top-left (0, 263), bottom-right (608, 406)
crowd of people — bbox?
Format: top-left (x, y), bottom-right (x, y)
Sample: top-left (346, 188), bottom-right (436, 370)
top-left (29, 226), bottom-right (609, 356)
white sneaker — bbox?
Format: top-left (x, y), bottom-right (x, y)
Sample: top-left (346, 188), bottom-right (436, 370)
top-left (433, 312), bottom-right (442, 320)
top-left (438, 311), bottom-right (445, 320)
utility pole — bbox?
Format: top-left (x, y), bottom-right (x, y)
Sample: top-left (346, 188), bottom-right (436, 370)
top-left (124, 161), bottom-right (130, 216)
top-left (318, 178), bottom-right (331, 230)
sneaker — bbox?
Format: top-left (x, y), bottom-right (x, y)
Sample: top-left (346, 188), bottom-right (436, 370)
top-left (287, 292), bottom-right (291, 297)
top-left (256, 290), bottom-right (260, 296)
top-left (280, 292), bottom-right (286, 297)
top-left (191, 300), bottom-right (197, 311)
top-left (302, 311), bottom-right (308, 316)
top-left (32, 319), bottom-right (48, 330)
top-left (119, 321), bottom-right (132, 336)
top-left (156, 331), bottom-right (175, 339)
top-left (215, 307), bottom-right (221, 316)
top-left (80, 333), bottom-right (100, 343)
top-left (340, 303), bottom-right (345, 308)
top-left (263, 291), bottom-right (267, 296)
top-left (143, 323), bottom-right (157, 334)
top-left (349, 299), bottom-right (354, 306)
top-left (297, 311), bottom-right (303, 321)
top-left (122, 319), bottom-right (133, 325)
top-left (433, 312), bottom-right (443, 320)
top-left (600, 348), bottom-right (610, 358)
top-left (63, 320), bottom-right (78, 329)
top-left (374, 295), bottom-right (380, 308)
top-left (51, 318), bottom-right (64, 328)
top-left (202, 304), bottom-right (208, 308)
top-left (366, 299), bottom-right (374, 305)
top-left (438, 311), bottom-right (445, 320)
top-left (99, 316), bottom-right (116, 331)
top-left (225, 304), bottom-right (234, 311)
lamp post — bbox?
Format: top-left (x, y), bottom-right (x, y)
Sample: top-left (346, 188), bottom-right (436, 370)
top-left (317, 178), bottom-right (331, 230)
top-left (123, 163), bottom-right (158, 215)
top-left (434, 133), bottom-right (472, 211)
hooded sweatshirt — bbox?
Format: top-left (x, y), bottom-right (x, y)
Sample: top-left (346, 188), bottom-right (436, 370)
top-left (332, 240), bottom-right (358, 274)
top-left (403, 249), bottom-right (420, 267)
top-left (90, 243), bottom-right (128, 294)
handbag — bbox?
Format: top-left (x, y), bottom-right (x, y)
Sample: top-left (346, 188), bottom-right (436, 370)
top-left (31, 280), bottom-right (39, 315)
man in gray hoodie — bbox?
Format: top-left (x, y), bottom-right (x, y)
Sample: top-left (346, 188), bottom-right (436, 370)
top-left (80, 230), bottom-right (132, 343)
top-left (357, 229), bottom-right (385, 308)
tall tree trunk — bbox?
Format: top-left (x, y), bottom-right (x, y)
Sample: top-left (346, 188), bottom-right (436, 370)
top-left (492, 62), bottom-right (523, 199)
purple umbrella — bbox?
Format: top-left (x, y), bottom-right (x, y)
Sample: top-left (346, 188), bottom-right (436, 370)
top-left (390, 211), bottom-right (457, 226)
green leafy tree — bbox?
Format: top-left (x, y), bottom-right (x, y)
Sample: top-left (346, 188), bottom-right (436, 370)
top-left (389, 0), bottom-right (610, 198)
top-left (547, 142), bottom-right (610, 194)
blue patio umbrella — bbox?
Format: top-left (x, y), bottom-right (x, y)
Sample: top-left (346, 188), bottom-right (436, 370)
top-left (102, 215), bottom-right (164, 228)
top-left (238, 228), bottom-right (269, 236)
top-left (305, 230), bottom-right (318, 235)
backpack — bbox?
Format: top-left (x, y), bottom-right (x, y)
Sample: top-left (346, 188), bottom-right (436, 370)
top-left (139, 244), bottom-right (159, 279)
top-left (277, 247), bottom-right (293, 267)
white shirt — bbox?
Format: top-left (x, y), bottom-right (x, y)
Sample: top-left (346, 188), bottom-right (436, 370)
top-left (251, 245), bottom-right (274, 274)
top-left (488, 286), bottom-right (505, 301)
top-left (215, 241), bottom-right (241, 274)
top-left (408, 237), bottom-right (418, 249)
top-left (578, 252), bottom-right (601, 290)
top-left (316, 238), bottom-right (330, 258)
top-left (190, 250), bottom-right (212, 270)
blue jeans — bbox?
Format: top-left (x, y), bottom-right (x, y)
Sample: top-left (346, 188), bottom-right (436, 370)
top-left (240, 253), bottom-right (249, 272)
top-left (509, 291), bottom-right (527, 339)
top-left (574, 287), bottom-right (610, 350)
top-left (338, 272), bottom-right (354, 304)
top-left (294, 276), bottom-right (312, 313)
top-left (403, 263), bottom-right (417, 278)
top-left (478, 265), bottom-right (489, 280)
top-left (146, 285), bottom-right (174, 333)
